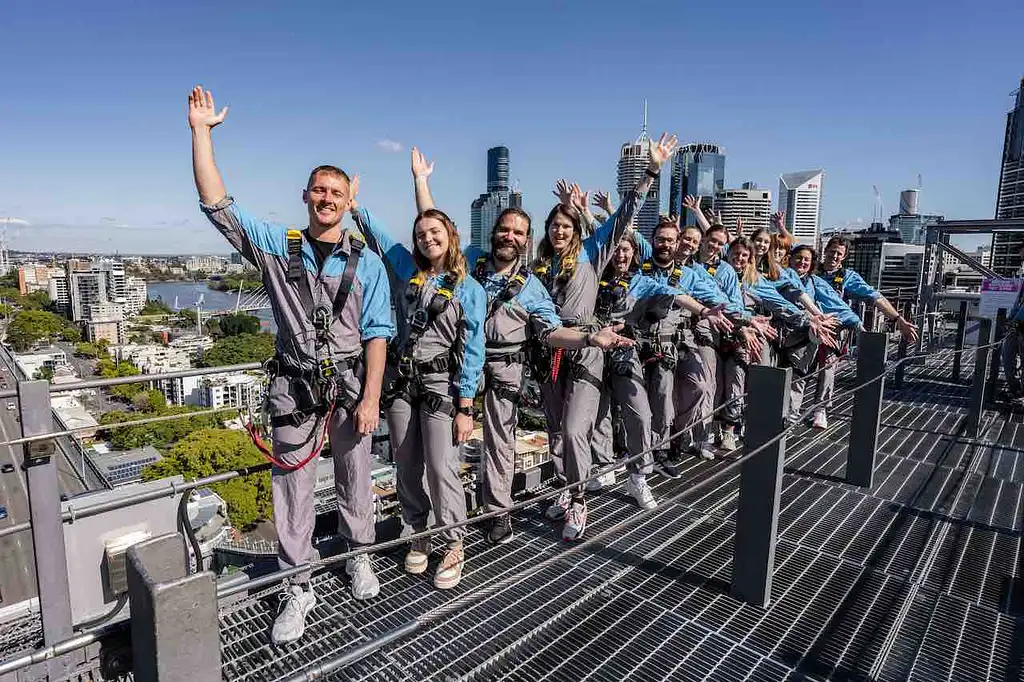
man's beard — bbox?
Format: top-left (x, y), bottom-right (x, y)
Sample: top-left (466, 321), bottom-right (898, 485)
top-left (491, 237), bottom-right (523, 264)
top-left (654, 247), bottom-right (675, 265)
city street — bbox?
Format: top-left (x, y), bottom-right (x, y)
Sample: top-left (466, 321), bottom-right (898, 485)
top-left (0, 361), bottom-right (88, 606)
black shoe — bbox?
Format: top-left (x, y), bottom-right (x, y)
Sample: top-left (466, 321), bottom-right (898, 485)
top-left (653, 452), bottom-right (681, 479)
top-left (487, 514), bottom-right (514, 545)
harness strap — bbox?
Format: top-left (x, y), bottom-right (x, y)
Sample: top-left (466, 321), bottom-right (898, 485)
top-left (332, 235), bottom-right (364, 319)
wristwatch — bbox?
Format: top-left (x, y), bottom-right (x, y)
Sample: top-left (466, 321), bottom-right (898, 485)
top-left (456, 405), bottom-right (474, 417)
top-left (585, 332), bottom-right (597, 347)
top-left (644, 167), bottom-right (660, 179)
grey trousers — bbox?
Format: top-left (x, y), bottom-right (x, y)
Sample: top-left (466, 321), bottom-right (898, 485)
top-left (387, 395), bottom-right (466, 544)
top-left (644, 356), bottom-right (676, 453)
top-left (609, 352), bottom-right (655, 475)
top-left (481, 359), bottom-right (523, 512)
top-left (592, 389), bottom-right (616, 466)
top-left (1002, 332), bottom-right (1022, 397)
top-left (272, 408), bottom-right (373, 583)
top-left (674, 346), bottom-right (714, 448)
top-left (540, 347), bottom-right (604, 490)
top-left (717, 349), bottom-right (748, 426)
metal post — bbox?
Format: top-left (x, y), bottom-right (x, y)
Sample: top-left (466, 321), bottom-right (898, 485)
top-left (894, 331), bottom-right (907, 391)
top-left (731, 365), bottom-right (789, 608)
top-left (952, 300), bottom-right (968, 383)
top-left (966, 318), bottom-right (992, 438)
top-left (847, 332), bottom-right (888, 487)
top-left (19, 379), bottom-right (75, 680)
top-left (127, 533), bottom-right (221, 682)
top-left (987, 308), bottom-right (1007, 402)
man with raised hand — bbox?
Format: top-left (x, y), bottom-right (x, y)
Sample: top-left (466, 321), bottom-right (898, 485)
top-left (409, 148), bottom-right (631, 544)
top-left (188, 86), bottom-right (394, 645)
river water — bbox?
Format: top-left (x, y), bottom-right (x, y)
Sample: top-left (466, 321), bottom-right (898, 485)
top-left (145, 281), bottom-right (277, 332)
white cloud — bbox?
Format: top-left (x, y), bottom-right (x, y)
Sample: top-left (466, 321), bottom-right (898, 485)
top-left (2, 218), bottom-right (30, 226)
top-left (376, 138), bottom-right (403, 153)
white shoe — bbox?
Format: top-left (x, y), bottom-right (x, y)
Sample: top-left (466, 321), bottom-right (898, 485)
top-left (811, 411), bottom-right (828, 430)
top-left (719, 428), bottom-right (738, 452)
top-left (545, 490), bottom-right (572, 521)
top-left (345, 554), bottom-right (380, 600)
top-left (405, 536), bottom-right (431, 575)
top-left (625, 476), bottom-right (657, 510)
top-left (271, 584), bottom-right (316, 645)
top-left (562, 499), bottom-right (588, 541)
top-left (585, 468), bottom-right (616, 492)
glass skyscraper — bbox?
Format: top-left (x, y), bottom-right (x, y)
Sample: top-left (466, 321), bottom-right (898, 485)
top-left (668, 143), bottom-right (725, 225)
top-left (471, 146), bottom-right (515, 251)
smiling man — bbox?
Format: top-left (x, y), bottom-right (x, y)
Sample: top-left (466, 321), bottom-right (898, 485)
top-left (188, 86), bottom-right (394, 645)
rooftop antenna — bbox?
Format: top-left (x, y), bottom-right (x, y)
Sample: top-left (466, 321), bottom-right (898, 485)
top-left (872, 185), bottom-right (883, 223)
top-left (635, 99), bottom-right (649, 145)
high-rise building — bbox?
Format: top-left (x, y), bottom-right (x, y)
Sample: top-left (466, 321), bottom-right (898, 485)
top-left (487, 146), bottom-right (510, 193)
top-left (470, 146), bottom-right (515, 251)
top-left (617, 103), bottom-right (661, 239)
top-left (778, 170), bottom-right (824, 247)
top-left (991, 78), bottom-right (1024, 275)
top-left (887, 188), bottom-right (942, 245)
top-left (668, 143), bottom-right (725, 224)
top-left (714, 186), bottom-right (772, 235)
top-left (846, 222), bottom-right (922, 305)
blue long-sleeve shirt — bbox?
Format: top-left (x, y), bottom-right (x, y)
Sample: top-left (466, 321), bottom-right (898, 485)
top-left (357, 207), bottom-right (486, 398)
top-left (790, 269), bottom-right (861, 327)
top-left (820, 267), bottom-right (881, 302)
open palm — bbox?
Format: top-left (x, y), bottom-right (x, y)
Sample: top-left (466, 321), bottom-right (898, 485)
top-left (648, 132), bottom-right (679, 168)
top-left (188, 86), bottom-right (228, 130)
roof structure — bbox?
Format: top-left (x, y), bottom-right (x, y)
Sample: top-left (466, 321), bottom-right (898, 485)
top-left (214, 349), bottom-right (1024, 681)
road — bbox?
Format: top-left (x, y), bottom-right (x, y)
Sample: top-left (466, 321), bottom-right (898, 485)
top-left (0, 360), bottom-right (89, 606)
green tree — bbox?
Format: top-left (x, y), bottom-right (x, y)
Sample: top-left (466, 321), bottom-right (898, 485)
top-left (132, 389), bottom-right (167, 412)
top-left (200, 333), bottom-right (275, 367)
top-left (177, 308), bottom-right (198, 328)
top-left (140, 298), bottom-right (173, 316)
top-left (33, 366), bottom-right (54, 382)
top-left (6, 310), bottom-right (67, 351)
top-left (59, 326), bottom-right (81, 343)
top-left (141, 429), bottom-right (271, 529)
top-left (99, 405), bottom-right (223, 450)
top-left (218, 313), bottom-right (260, 337)
top-left (0, 303), bottom-right (13, 319)
top-left (74, 342), bottom-right (100, 358)
top-left (23, 290), bottom-right (51, 311)
top-left (0, 272), bottom-right (18, 289)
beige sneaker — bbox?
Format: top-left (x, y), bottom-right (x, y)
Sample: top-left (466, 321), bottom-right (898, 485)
top-left (434, 543), bottom-right (465, 590)
top-left (404, 536), bottom-right (431, 575)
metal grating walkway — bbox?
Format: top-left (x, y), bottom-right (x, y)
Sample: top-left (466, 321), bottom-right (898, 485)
top-left (219, 351), bottom-right (1024, 681)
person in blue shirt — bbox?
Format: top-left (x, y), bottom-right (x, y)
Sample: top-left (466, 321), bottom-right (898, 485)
top-left (591, 230), bottom-right (732, 510)
top-left (188, 86), bottom-right (395, 644)
top-left (788, 245), bottom-right (861, 428)
top-left (407, 148), bottom-right (630, 546)
top-left (354, 195), bottom-right (485, 592)
top-left (818, 236), bottom-right (920, 428)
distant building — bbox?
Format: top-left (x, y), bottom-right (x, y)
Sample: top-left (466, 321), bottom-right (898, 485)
top-left (157, 374), bottom-right (204, 407)
top-left (846, 223), bottom-right (922, 304)
top-left (169, 334), bottom-right (215, 359)
top-left (14, 347), bottom-right (69, 377)
top-left (229, 251), bottom-right (243, 266)
top-left (669, 143), bottom-right (725, 224)
top-left (200, 373), bottom-right (264, 410)
top-left (91, 445), bottom-right (163, 487)
top-left (778, 170), bottom-right (824, 248)
top-left (17, 264), bottom-right (59, 296)
top-left (51, 394), bottom-right (99, 440)
top-left (887, 188), bottom-right (942, 245)
top-left (714, 186), bottom-right (771, 236)
top-left (992, 78), bottom-right (1024, 274)
top-left (115, 344), bottom-right (191, 374)
top-left (125, 276), bottom-right (147, 315)
top-left (617, 105), bottom-right (662, 239)
top-left (85, 302), bottom-right (126, 345)
top-left (470, 146), bottom-right (516, 252)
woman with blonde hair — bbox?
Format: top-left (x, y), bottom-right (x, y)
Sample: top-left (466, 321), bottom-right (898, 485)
top-left (355, 201), bottom-right (485, 591)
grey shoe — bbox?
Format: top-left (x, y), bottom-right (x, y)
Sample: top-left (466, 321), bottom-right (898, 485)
top-left (545, 490), bottom-right (572, 521)
top-left (562, 499), bottom-right (588, 541)
top-left (271, 584), bottom-right (316, 645)
top-left (652, 451), bottom-right (681, 479)
top-left (719, 427), bottom-right (739, 452)
top-left (346, 554), bottom-right (380, 600)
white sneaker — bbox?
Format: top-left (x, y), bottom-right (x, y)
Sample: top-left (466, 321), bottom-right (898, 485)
top-left (271, 584), bottom-right (316, 645)
top-left (585, 468), bottom-right (616, 492)
top-left (545, 489), bottom-right (572, 520)
top-left (562, 499), bottom-right (588, 541)
top-left (719, 428), bottom-right (738, 452)
top-left (345, 554), bottom-right (380, 600)
top-left (434, 543), bottom-right (465, 590)
top-left (625, 476), bottom-right (657, 510)
top-left (811, 411), bottom-right (828, 430)
top-left (405, 536), bottom-right (431, 575)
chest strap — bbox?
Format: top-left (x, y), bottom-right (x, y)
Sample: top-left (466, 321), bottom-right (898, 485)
top-left (285, 229), bottom-right (364, 337)
top-left (474, 255), bottom-right (530, 319)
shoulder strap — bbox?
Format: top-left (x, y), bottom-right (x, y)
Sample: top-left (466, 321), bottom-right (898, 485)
top-left (287, 229), bottom-right (315, 314)
top-left (472, 255), bottom-right (488, 281)
top-left (668, 265), bottom-right (682, 288)
top-left (403, 272), bottom-right (458, 358)
top-left (332, 234), bottom-right (364, 319)
top-left (830, 268), bottom-right (846, 294)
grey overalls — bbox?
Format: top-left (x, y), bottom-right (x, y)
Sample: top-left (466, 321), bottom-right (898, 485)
top-left (201, 198), bottom-right (395, 582)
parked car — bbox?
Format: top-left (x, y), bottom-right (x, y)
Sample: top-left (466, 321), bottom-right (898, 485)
top-left (1, 463), bottom-right (14, 474)
top-left (0, 506), bottom-right (8, 520)
top-left (5, 402), bottom-right (14, 410)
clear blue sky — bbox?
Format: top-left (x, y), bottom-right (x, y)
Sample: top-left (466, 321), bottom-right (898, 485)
top-left (1, 0), bottom-right (1021, 254)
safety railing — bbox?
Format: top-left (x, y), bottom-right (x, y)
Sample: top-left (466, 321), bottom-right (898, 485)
top-left (0, 308), bottom-right (1009, 681)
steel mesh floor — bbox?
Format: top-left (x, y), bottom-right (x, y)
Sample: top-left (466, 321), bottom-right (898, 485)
top-left (218, 351), bottom-right (1024, 681)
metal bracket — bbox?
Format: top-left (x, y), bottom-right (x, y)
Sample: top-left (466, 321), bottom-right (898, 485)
top-left (24, 438), bottom-right (56, 463)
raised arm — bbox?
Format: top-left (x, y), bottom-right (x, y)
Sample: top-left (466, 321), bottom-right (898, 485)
top-left (349, 197), bottom-right (416, 282)
top-left (189, 86), bottom-right (229, 205)
top-left (588, 133), bottom-right (677, 268)
top-left (411, 147), bottom-right (435, 213)
top-left (683, 195), bottom-right (711, 232)
top-left (771, 211), bottom-right (793, 242)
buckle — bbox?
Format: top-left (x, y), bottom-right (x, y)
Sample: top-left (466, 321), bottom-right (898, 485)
top-left (422, 392), bottom-right (444, 412)
top-left (264, 357), bottom-right (280, 376)
top-left (398, 356), bottom-right (416, 379)
top-left (312, 306), bottom-right (331, 332)
top-left (409, 308), bottom-right (430, 333)
top-left (317, 358), bottom-right (337, 381)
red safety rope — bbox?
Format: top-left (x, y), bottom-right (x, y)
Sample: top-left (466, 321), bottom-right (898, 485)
top-left (244, 402), bottom-right (335, 471)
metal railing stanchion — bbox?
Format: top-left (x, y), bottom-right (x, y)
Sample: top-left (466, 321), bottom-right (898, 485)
top-left (951, 300), bottom-right (968, 383)
top-left (966, 318), bottom-right (993, 439)
top-left (847, 332), bottom-right (887, 487)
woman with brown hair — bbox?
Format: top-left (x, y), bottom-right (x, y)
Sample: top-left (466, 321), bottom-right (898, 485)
top-left (534, 133), bottom-right (678, 541)
top-left (355, 203), bottom-right (486, 590)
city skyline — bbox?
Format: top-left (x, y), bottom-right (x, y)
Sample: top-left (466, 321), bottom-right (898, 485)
top-left (0, 2), bottom-right (1020, 255)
